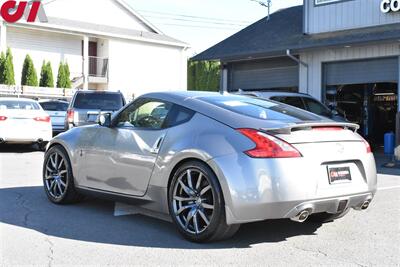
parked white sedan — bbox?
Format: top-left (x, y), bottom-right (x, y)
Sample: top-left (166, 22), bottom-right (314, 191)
top-left (0, 97), bottom-right (52, 149)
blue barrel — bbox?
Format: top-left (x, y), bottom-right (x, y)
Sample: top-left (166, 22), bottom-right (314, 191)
top-left (384, 132), bottom-right (395, 155)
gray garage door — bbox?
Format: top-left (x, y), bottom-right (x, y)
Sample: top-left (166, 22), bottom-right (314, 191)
top-left (228, 57), bottom-right (299, 91)
top-left (324, 57), bottom-right (399, 86)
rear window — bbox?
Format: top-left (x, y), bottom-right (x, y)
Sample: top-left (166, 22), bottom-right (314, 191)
top-left (0, 100), bottom-right (40, 110)
top-left (201, 96), bottom-right (322, 121)
top-left (40, 102), bottom-right (69, 111)
top-left (73, 93), bottom-right (124, 110)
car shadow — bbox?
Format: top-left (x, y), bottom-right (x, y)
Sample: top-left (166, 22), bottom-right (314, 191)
top-left (0, 144), bottom-right (41, 153)
top-left (0, 186), bottom-right (323, 249)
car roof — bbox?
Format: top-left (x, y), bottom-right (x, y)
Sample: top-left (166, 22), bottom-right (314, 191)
top-left (138, 91), bottom-right (325, 129)
top-left (0, 97), bottom-right (39, 102)
top-left (75, 90), bottom-right (122, 94)
top-left (238, 91), bottom-right (314, 99)
top-left (39, 99), bottom-right (69, 103)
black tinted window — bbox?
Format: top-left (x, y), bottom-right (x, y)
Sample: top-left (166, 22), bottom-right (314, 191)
top-left (165, 105), bottom-right (195, 127)
top-left (40, 102), bottom-right (68, 111)
top-left (74, 93), bottom-right (124, 110)
top-left (302, 98), bottom-right (332, 117)
top-left (271, 96), bottom-right (305, 110)
top-left (202, 96), bottom-right (322, 121)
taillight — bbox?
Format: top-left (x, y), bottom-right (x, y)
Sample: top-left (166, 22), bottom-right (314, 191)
top-left (237, 129), bottom-right (302, 158)
top-left (362, 139), bottom-right (372, 154)
top-left (67, 109), bottom-right (74, 123)
top-left (0, 116), bottom-right (7, 121)
top-left (34, 116), bottom-right (51, 123)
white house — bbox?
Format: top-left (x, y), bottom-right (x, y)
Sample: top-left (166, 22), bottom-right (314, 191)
top-left (0, 0), bottom-right (188, 100)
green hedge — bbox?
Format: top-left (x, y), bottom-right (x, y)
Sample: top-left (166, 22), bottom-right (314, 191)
top-left (187, 60), bottom-right (220, 92)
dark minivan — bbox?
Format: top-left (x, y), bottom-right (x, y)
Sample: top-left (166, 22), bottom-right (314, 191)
top-left (65, 90), bottom-right (126, 130)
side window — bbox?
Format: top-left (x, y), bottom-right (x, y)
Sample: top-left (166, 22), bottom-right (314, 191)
top-left (116, 100), bottom-right (172, 130)
top-left (271, 96), bottom-right (306, 110)
top-left (302, 98), bottom-right (331, 117)
top-left (164, 105), bottom-right (195, 128)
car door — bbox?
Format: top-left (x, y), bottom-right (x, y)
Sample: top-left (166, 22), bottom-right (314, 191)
top-left (80, 98), bottom-right (173, 196)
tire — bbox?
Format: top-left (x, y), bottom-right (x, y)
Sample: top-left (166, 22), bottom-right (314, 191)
top-left (309, 208), bottom-right (350, 223)
top-left (43, 145), bottom-right (82, 204)
top-left (168, 160), bottom-right (240, 243)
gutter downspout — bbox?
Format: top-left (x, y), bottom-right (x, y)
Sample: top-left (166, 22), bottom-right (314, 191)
top-left (286, 49), bottom-right (309, 94)
top-left (219, 63), bottom-right (228, 94)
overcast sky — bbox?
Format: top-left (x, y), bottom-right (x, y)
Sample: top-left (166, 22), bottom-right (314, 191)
top-left (127, 0), bottom-right (303, 55)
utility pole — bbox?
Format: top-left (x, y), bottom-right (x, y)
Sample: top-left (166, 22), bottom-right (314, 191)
top-left (250, 0), bottom-right (272, 20)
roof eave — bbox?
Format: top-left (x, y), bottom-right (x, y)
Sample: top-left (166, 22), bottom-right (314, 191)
top-left (10, 22), bottom-right (188, 48)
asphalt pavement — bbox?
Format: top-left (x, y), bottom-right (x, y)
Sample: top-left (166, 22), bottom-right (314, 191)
top-left (0, 145), bottom-right (399, 266)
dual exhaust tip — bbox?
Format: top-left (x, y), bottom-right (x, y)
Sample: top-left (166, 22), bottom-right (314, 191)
top-left (291, 210), bottom-right (311, 223)
top-left (291, 200), bottom-right (371, 223)
top-left (360, 200), bottom-right (370, 210)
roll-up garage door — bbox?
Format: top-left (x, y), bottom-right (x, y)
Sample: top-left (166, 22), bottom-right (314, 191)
top-left (228, 57), bottom-right (299, 91)
top-left (324, 57), bottom-right (399, 86)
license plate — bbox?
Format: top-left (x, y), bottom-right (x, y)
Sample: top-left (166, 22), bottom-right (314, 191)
top-left (328, 166), bottom-right (352, 184)
top-left (87, 114), bottom-right (98, 122)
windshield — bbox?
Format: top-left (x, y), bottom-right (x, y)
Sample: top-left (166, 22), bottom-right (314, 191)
top-left (201, 95), bottom-right (323, 122)
top-left (73, 93), bottom-right (124, 110)
top-left (0, 100), bottom-right (40, 110)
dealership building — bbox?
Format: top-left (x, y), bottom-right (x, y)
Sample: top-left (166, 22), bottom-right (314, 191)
top-left (194, 0), bottom-right (400, 149)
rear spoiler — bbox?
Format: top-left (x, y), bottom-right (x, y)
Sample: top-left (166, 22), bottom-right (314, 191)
top-left (262, 122), bottom-right (360, 135)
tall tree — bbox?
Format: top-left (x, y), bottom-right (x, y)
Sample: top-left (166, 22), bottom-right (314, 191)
top-left (40, 61), bottom-right (54, 88)
top-left (56, 61), bottom-right (66, 88)
top-left (21, 54), bottom-right (38, 86)
top-left (0, 52), bottom-right (5, 84)
top-left (63, 62), bottom-right (71, 88)
top-left (3, 48), bottom-right (15, 85)
top-left (56, 61), bottom-right (72, 88)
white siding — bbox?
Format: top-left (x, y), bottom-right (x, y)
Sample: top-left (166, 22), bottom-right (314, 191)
top-left (44, 0), bottom-right (154, 33)
top-left (108, 38), bottom-right (187, 100)
top-left (305, 0), bottom-right (400, 34)
top-left (7, 26), bottom-right (82, 86)
top-left (299, 43), bottom-right (400, 100)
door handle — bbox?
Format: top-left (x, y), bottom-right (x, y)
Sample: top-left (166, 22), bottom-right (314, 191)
top-left (150, 135), bottom-right (165, 154)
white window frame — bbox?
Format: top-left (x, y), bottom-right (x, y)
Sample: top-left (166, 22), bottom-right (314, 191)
top-left (315, 0), bottom-right (347, 6)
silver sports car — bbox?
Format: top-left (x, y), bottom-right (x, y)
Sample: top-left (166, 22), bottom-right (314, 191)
top-left (42, 91), bottom-right (377, 242)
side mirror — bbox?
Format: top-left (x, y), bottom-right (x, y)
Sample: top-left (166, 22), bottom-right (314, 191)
top-left (99, 113), bottom-right (112, 127)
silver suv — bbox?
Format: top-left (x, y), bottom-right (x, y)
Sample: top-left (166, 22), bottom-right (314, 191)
top-left (65, 90), bottom-right (126, 130)
top-left (237, 91), bottom-right (347, 122)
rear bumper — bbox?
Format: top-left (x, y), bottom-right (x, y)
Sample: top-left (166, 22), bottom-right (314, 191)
top-left (208, 152), bottom-right (377, 225)
top-left (0, 128), bottom-right (52, 144)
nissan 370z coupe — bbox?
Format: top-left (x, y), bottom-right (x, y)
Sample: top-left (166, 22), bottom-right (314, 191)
top-left (42, 92), bottom-right (377, 242)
